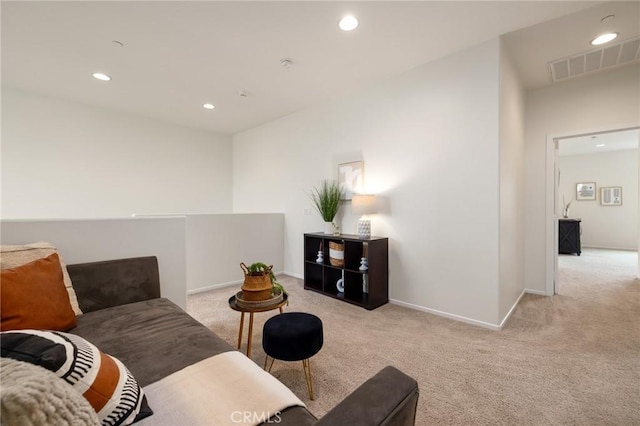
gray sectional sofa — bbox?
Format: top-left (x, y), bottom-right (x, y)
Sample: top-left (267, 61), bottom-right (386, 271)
top-left (67, 256), bottom-right (419, 426)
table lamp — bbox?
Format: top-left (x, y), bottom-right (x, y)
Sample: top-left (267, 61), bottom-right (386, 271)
top-left (351, 194), bottom-right (377, 239)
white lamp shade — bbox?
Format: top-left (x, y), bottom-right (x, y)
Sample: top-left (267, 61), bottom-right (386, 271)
top-left (352, 194), bottom-right (377, 216)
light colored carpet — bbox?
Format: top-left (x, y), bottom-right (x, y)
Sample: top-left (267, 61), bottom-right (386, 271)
top-left (187, 249), bottom-right (639, 425)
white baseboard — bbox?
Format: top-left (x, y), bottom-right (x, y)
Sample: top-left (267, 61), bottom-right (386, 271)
top-left (194, 271), bottom-right (537, 331)
top-left (282, 271), bottom-right (303, 280)
top-left (187, 270), bottom-right (288, 295)
top-left (389, 299), bottom-right (502, 331)
top-left (497, 289), bottom-right (526, 329)
top-left (391, 288), bottom-right (534, 331)
top-left (187, 280), bottom-right (242, 295)
top-left (524, 288), bottom-right (547, 296)
top-left (582, 245), bottom-right (637, 251)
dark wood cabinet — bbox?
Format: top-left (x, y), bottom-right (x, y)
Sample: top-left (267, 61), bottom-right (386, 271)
top-left (559, 219), bottom-right (581, 255)
top-left (304, 233), bottom-right (388, 310)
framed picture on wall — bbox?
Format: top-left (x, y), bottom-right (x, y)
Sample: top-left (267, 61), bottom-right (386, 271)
top-left (601, 186), bottom-right (622, 206)
top-left (338, 161), bottom-right (364, 200)
top-left (576, 182), bottom-right (596, 201)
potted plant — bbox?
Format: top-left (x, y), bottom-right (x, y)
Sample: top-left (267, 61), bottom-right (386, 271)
top-left (562, 196), bottom-right (573, 218)
top-left (240, 262), bottom-right (284, 301)
top-left (309, 180), bottom-right (344, 234)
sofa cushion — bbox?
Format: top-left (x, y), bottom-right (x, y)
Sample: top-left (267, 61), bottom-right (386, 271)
top-left (0, 242), bottom-right (82, 315)
top-left (1, 330), bottom-right (153, 425)
top-left (67, 257), bottom-right (161, 314)
top-left (1, 253), bottom-right (77, 331)
top-left (0, 357), bottom-right (99, 426)
top-left (71, 298), bottom-right (234, 387)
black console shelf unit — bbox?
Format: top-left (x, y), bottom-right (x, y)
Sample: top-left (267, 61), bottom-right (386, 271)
top-left (304, 233), bottom-right (388, 310)
top-left (559, 218), bottom-right (581, 255)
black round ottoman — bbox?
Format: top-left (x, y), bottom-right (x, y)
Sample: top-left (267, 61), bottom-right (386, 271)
top-left (262, 312), bottom-right (323, 400)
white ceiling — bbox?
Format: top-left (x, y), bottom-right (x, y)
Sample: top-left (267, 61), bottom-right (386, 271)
top-left (559, 129), bottom-right (639, 157)
top-left (2, 1), bottom-right (637, 135)
top-left (503, 1), bottom-right (640, 88)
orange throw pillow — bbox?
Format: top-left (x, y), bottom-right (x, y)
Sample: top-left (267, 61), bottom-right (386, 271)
top-left (1, 253), bottom-right (77, 331)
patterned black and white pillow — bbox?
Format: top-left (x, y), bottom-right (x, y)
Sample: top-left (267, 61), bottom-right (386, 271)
top-left (1, 330), bottom-right (153, 426)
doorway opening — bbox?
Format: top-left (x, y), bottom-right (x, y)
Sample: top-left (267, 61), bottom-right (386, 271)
top-left (546, 126), bottom-right (639, 295)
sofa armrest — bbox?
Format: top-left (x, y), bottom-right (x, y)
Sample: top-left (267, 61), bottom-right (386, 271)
top-left (67, 256), bottom-right (161, 313)
top-left (316, 366), bottom-right (418, 426)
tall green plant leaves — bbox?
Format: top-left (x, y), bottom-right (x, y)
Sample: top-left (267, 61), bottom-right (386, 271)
top-left (309, 180), bottom-right (343, 222)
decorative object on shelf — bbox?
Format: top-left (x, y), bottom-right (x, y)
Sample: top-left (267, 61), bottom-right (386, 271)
top-left (309, 180), bottom-right (344, 234)
top-left (240, 262), bottom-right (284, 301)
top-left (316, 242), bottom-right (324, 263)
top-left (328, 241), bottom-right (344, 267)
top-left (352, 194), bottom-right (377, 239)
top-left (331, 222), bottom-right (340, 236)
top-left (601, 186), bottom-right (622, 206)
top-left (576, 182), bottom-right (596, 201)
top-left (359, 257), bottom-right (368, 272)
top-left (336, 270), bottom-right (345, 293)
top-left (338, 161), bottom-right (364, 201)
top-left (562, 195), bottom-right (572, 218)
top-left (320, 221), bottom-right (342, 235)
top-left (324, 221), bottom-right (334, 235)
top-left (359, 243), bottom-right (369, 293)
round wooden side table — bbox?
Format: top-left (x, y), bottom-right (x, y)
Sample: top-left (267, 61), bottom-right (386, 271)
top-left (228, 293), bottom-right (288, 358)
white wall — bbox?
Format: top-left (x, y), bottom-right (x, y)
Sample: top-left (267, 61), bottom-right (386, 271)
top-left (2, 89), bottom-right (287, 307)
top-left (525, 64), bottom-right (640, 293)
top-left (559, 149), bottom-right (638, 250)
top-left (0, 218), bottom-right (187, 309)
top-left (1, 214), bottom-right (287, 307)
top-left (498, 40), bottom-right (526, 321)
top-left (234, 39), bottom-right (503, 326)
top-left (186, 213), bottom-right (284, 293)
top-left (1, 87), bottom-right (233, 219)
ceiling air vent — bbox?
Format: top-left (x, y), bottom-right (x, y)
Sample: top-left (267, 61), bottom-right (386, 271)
top-left (549, 36), bottom-right (640, 83)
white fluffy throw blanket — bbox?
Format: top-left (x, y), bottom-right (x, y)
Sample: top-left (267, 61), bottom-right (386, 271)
top-left (138, 351), bottom-right (305, 426)
top-left (0, 357), bottom-right (99, 426)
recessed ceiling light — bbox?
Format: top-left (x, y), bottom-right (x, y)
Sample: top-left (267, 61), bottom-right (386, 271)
top-left (591, 32), bottom-right (618, 46)
top-left (601, 15), bottom-right (615, 23)
top-left (596, 144), bottom-right (606, 147)
top-left (339, 15), bottom-right (359, 31)
top-left (280, 58), bottom-right (293, 69)
top-left (92, 72), bottom-right (111, 81)
top-left (203, 103), bottom-right (215, 110)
